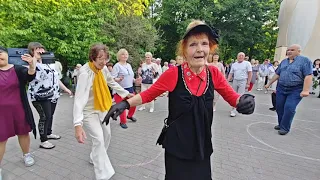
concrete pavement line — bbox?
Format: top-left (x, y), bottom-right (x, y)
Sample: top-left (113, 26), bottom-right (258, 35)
top-left (116, 151), bottom-right (163, 168)
top-left (295, 128), bottom-right (320, 139)
top-left (246, 121), bottom-right (320, 162)
top-left (240, 144), bottom-right (288, 155)
top-left (253, 113), bottom-right (320, 124)
top-left (258, 103), bottom-right (320, 111)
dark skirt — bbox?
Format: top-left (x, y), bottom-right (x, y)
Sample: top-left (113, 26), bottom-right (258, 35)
top-left (164, 151), bottom-right (212, 180)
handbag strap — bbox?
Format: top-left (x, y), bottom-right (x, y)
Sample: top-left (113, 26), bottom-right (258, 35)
top-left (46, 64), bottom-right (55, 87)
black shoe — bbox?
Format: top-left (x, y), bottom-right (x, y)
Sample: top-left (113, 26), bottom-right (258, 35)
top-left (278, 130), bottom-right (289, 135)
top-left (120, 123), bottom-right (128, 129)
top-left (269, 107), bottom-right (276, 111)
top-left (318, 95), bottom-right (320, 98)
top-left (127, 116), bottom-right (137, 122)
top-left (274, 125), bottom-right (280, 130)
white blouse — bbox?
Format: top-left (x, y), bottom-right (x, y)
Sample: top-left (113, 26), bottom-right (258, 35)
top-left (73, 63), bottom-right (129, 126)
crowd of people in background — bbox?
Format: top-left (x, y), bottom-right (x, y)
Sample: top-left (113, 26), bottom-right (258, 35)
top-left (0, 28), bottom-right (319, 179)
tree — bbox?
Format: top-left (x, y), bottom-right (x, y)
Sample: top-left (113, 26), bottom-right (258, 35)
top-left (0, 0), bottom-right (152, 68)
top-left (153, 0), bottom-right (280, 62)
top-left (102, 15), bottom-right (159, 70)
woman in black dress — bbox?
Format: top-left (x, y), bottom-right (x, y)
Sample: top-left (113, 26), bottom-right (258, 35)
top-left (103, 20), bottom-right (255, 180)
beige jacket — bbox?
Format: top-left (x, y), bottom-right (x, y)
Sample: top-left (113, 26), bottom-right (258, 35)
top-left (73, 63), bottom-right (129, 126)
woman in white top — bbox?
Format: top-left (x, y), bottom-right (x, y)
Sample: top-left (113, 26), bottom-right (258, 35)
top-left (207, 53), bottom-right (225, 111)
top-left (73, 44), bottom-right (131, 180)
top-left (27, 42), bottom-right (72, 149)
top-left (111, 49), bottom-right (141, 129)
top-left (138, 52), bottom-right (159, 113)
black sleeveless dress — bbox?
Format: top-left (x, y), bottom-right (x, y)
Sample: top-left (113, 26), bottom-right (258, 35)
top-left (162, 66), bottom-right (214, 180)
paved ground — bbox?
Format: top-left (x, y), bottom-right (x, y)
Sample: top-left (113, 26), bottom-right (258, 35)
top-left (2, 89), bottom-right (320, 180)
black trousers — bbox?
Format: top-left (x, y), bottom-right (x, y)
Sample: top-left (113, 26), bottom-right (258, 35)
top-left (271, 92), bottom-right (276, 108)
top-left (32, 100), bottom-right (58, 142)
top-left (264, 77), bottom-right (268, 85)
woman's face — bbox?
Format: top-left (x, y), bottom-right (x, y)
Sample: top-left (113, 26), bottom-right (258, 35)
top-left (315, 60), bottom-right (320, 66)
top-left (213, 55), bottom-right (219, 62)
top-left (255, 60), bottom-right (259, 64)
top-left (0, 51), bottom-right (8, 67)
top-left (119, 51), bottom-right (129, 62)
top-left (185, 35), bottom-right (210, 69)
top-left (93, 50), bottom-right (108, 70)
top-left (145, 54), bottom-right (152, 64)
top-left (176, 57), bottom-right (184, 65)
top-left (33, 47), bottom-right (45, 60)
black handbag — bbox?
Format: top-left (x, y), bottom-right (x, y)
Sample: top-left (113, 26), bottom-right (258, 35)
top-left (34, 87), bottom-right (55, 101)
top-left (34, 65), bottom-right (55, 101)
top-left (156, 113), bottom-right (185, 145)
top-left (156, 118), bottom-right (169, 145)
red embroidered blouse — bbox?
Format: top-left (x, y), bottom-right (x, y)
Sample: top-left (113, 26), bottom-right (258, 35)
top-left (140, 62), bottom-right (240, 107)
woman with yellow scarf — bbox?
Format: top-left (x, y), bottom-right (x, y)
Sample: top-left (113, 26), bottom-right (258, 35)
top-left (73, 44), bottom-right (131, 180)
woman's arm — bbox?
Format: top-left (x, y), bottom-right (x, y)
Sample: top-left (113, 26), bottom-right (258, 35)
top-left (58, 80), bottom-right (72, 95)
top-left (73, 72), bottom-right (90, 127)
top-left (126, 67), bottom-right (178, 107)
top-left (209, 66), bottom-right (240, 107)
top-left (111, 64), bottom-right (123, 82)
top-left (139, 67), bottom-right (177, 104)
top-left (105, 68), bottom-right (129, 98)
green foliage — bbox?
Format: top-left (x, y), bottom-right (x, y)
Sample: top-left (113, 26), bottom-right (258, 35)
top-left (102, 15), bottom-right (158, 70)
top-left (0, 0), bottom-right (153, 70)
top-left (153, 0), bottom-right (280, 62)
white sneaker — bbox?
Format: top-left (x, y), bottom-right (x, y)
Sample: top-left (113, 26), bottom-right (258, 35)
top-left (23, 153), bottom-right (35, 167)
top-left (47, 134), bottom-right (61, 140)
top-left (138, 106), bottom-right (145, 111)
top-left (149, 108), bottom-right (154, 113)
top-left (264, 91), bottom-right (268, 94)
top-left (230, 110), bottom-right (236, 117)
top-left (39, 141), bottom-right (55, 149)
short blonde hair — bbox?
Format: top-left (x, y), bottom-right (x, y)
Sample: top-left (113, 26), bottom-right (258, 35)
top-left (145, 52), bottom-right (152, 57)
top-left (117, 48), bottom-right (128, 61)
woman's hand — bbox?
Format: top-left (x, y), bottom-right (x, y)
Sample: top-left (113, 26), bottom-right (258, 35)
top-left (115, 76), bottom-right (124, 82)
top-left (21, 54), bottom-right (37, 74)
top-left (236, 94), bottom-right (255, 114)
top-left (21, 54), bottom-right (37, 67)
top-left (265, 84), bottom-right (270, 89)
top-left (134, 77), bottom-right (142, 85)
top-left (75, 126), bottom-right (87, 144)
top-left (65, 88), bottom-right (73, 96)
top-left (127, 93), bottom-right (135, 98)
top-left (102, 100), bottom-right (130, 125)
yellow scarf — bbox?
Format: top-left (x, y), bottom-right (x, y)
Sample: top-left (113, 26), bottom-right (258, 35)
top-left (88, 61), bottom-right (112, 112)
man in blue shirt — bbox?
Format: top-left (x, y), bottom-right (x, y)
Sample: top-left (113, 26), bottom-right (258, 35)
top-left (266, 44), bottom-right (313, 135)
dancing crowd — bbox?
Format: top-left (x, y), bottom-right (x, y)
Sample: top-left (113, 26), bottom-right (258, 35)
top-left (0, 19), bottom-right (316, 180)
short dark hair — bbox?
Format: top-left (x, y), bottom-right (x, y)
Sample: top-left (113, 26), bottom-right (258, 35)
top-left (313, 59), bottom-right (320, 66)
top-left (0, 46), bottom-right (8, 53)
top-left (106, 62), bottom-right (113, 67)
top-left (89, 43), bottom-right (109, 62)
top-left (28, 42), bottom-right (45, 56)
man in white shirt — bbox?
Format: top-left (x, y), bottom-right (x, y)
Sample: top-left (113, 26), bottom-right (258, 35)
top-left (228, 52), bottom-right (253, 117)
